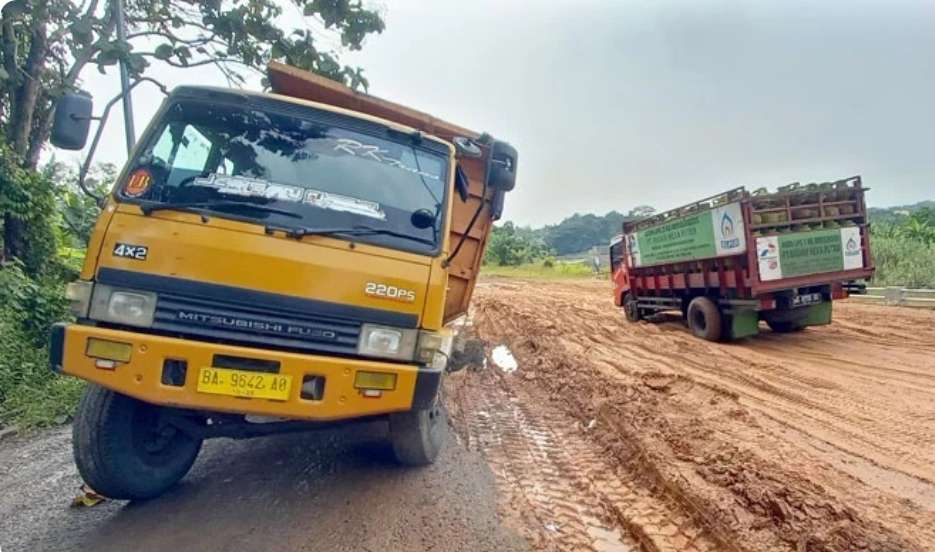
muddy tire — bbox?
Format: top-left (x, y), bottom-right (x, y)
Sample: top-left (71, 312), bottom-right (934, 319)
top-left (687, 296), bottom-right (723, 341)
top-left (623, 293), bottom-right (641, 322)
top-left (767, 320), bottom-right (806, 333)
top-left (72, 384), bottom-right (203, 500)
top-left (389, 401), bottom-right (447, 466)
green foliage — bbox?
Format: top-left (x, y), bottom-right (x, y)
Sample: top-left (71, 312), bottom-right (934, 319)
top-left (869, 235), bottom-right (935, 288)
top-left (488, 209), bottom-right (640, 260)
top-left (541, 211), bottom-right (627, 256)
top-left (484, 222), bottom-right (550, 266)
top-left (870, 204), bottom-right (935, 288)
top-left (0, 144), bottom-right (60, 275)
top-left (45, 159), bottom-right (113, 248)
top-left (482, 260), bottom-right (595, 279)
top-left (0, 261), bottom-right (81, 428)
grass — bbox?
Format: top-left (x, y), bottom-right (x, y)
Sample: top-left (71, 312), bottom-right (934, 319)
top-left (481, 260), bottom-right (603, 279)
top-left (0, 317), bottom-right (85, 429)
top-left (870, 235), bottom-right (935, 288)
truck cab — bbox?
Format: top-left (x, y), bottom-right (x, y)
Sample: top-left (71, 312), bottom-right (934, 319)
top-left (49, 68), bottom-right (517, 500)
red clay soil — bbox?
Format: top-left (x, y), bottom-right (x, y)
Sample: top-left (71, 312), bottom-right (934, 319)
top-left (448, 277), bottom-right (935, 552)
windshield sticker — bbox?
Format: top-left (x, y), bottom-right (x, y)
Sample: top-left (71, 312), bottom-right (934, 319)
top-left (304, 189), bottom-right (386, 220)
top-left (193, 174), bottom-right (386, 220)
top-left (193, 174), bottom-right (305, 202)
top-left (332, 138), bottom-right (441, 181)
top-left (124, 169), bottom-right (152, 197)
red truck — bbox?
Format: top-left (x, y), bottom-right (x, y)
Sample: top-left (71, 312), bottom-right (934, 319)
top-left (610, 176), bottom-right (874, 340)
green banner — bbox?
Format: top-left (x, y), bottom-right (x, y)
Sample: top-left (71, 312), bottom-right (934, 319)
top-left (777, 229), bottom-right (844, 278)
top-left (636, 212), bottom-right (716, 265)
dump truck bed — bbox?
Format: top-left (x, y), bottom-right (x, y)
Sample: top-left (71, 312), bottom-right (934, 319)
top-left (267, 62), bottom-right (498, 322)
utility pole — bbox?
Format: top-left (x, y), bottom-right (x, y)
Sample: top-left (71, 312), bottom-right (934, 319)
top-left (113, 0), bottom-right (136, 154)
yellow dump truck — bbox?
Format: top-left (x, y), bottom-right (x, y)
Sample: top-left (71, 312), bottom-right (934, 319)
top-left (48, 62), bottom-right (517, 499)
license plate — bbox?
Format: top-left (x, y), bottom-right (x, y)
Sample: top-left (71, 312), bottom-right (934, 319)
top-left (793, 293), bottom-right (822, 307)
top-left (196, 367), bottom-right (292, 401)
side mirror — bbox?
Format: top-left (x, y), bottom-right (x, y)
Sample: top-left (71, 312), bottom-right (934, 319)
top-left (51, 92), bottom-right (93, 150)
top-left (411, 208), bottom-right (437, 229)
top-left (486, 140), bottom-right (518, 192)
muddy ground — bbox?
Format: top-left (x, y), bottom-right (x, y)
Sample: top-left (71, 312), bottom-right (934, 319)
top-left (452, 277), bottom-right (935, 551)
top-left (2, 276), bottom-right (934, 551)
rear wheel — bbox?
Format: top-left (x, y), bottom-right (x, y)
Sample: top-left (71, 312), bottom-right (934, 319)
top-left (389, 399), bottom-right (447, 466)
top-left (767, 319), bottom-right (806, 333)
top-left (73, 385), bottom-right (203, 500)
top-left (623, 293), bottom-right (641, 322)
top-left (687, 296), bottom-right (723, 341)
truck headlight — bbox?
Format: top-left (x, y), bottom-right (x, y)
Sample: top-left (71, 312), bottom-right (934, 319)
top-left (416, 330), bottom-right (454, 370)
top-left (65, 281), bottom-right (94, 318)
top-left (89, 284), bottom-right (157, 327)
top-left (357, 324), bottom-right (417, 361)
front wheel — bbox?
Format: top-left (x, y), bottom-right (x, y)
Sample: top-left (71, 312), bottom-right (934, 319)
top-left (623, 293), bottom-right (641, 322)
top-left (72, 385), bottom-right (203, 500)
top-left (389, 401), bottom-right (447, 466)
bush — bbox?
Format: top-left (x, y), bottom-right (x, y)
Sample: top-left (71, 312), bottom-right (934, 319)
top-left (482, 260), bottom-right (595, 279)
top-left (484, 222), bottom-right (551, 266)
top-left (0, 262), bottom-right (82, 428)
top-left (870, 235), bottom-right (935, 288)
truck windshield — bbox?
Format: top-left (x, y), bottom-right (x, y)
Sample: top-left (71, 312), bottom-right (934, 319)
top-left (125, 98), bottom-right (449, 255)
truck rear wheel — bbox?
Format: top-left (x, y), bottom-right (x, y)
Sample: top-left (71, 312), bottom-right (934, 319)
top-left (389, 400), bottom-right (447, 466)
top-left (687, 296), bottom-right (723, 341)
top-left (73, 384), bottom-right (203, 500)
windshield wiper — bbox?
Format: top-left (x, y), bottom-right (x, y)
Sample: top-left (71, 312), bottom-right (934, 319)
top-left (141, 200), bottom-right (302, 219)
top-left (268, 225), bottom-right (436, 246)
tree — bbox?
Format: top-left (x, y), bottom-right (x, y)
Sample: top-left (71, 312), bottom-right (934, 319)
top-left (627, 205), bottom-right (656, 218)
top-left (0, 0), bottom-right (384, 264)
top-left (485, 222), bottom-right (550, 266)
top-left (541, 211), bottom-right (629, 255)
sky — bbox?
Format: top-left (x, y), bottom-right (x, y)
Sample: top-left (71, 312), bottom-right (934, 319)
top-left (64, 0), bottom-right (935, 227)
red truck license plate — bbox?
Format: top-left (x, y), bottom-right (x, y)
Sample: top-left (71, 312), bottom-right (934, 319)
top-left (793, 293), bottom-right (822, 307)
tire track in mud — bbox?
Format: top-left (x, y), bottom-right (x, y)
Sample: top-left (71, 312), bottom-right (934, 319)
top-left (611, 336), bottom-right (935, 482)
top-left (486, 280), bottom-right (935, 486)
top-left (450, 369), bottom-right (722, 552)
top-left (466, 277), bottom-right (935, 551)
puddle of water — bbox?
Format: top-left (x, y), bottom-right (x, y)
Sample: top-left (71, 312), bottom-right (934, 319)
top-left (492, 345), bottom-right (518, 373)
top-left (583, 516), bottom-right (636, 552)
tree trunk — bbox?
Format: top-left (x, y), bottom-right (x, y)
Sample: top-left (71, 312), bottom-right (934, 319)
top-left (2, 215), bottom-right (26, 263)
top-left (26, 99), bottom-right (53, 168)
top-left (1, 2), bottom-right (48, 264)
top-left (10, 4), bottom-right (49, 168)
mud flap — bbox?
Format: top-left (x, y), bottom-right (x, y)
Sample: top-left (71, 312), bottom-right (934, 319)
top-left (729, 309), bottom-right (760, 340)
top-left (801, 301), bottom-right (833, 327)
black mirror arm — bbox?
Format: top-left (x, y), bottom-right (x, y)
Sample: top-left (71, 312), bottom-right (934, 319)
top-left (77, 77), bottom-right (169, 206)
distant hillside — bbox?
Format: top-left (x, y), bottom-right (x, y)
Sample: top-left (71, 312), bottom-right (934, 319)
top-left (497, 207), bottom-right (651, 257)
top-left (498, 200), bottom-right (934, 259)
top-left (869, 201), bottom-right (935, 225)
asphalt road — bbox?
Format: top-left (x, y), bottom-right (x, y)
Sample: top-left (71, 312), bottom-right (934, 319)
top-left (0, 420), bottom-right (528, 552)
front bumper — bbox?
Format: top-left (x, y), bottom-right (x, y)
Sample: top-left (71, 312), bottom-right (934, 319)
top-left (50, 323), bottom-right (441, 421)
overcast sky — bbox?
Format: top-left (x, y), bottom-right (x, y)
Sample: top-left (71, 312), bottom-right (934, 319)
top-left (70, 0), bottom-right (934, 227)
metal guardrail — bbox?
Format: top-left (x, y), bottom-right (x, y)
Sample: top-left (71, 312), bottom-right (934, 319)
top-left (848, 287), bottom-right (935, 309)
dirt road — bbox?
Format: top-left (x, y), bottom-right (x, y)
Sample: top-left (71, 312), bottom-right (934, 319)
top-left (3, 276), bottom-right (934, 552)
top-left (0, 421), bottom-right (527, 552)
top-left (455, 277), bottom-right (935, 552)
